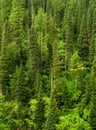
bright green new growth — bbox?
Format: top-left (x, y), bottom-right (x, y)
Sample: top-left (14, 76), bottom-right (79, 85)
top-left (0, 0), bottom-right (95, 130)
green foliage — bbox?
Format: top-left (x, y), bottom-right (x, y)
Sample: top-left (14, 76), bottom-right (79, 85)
top-left (56, 107), bottom-right (91, 130)
top-left (27, 99), bottom-right (38, 129)
top-left (0, 95), bottom-right (11, 129)
top-left (0, 0), bottom-right (96, 130)
top-left (45, 94), bottom-right (59, 130)
top-left (35, 98), bottom-right (45, 130)
top-left (34, 8), bottom-right (48, 32)
top-left (89, 56), bottom-right (96, 129)
top-left (0, 0), bottom-right (11, 24)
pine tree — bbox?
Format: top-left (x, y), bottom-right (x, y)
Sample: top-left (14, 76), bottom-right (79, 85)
top-left (78, 14), bottom-right (89, 65)
top-left (63, 7), bottom-right (73, 71)
top-left (53, 40), bottom-right (60, 108)
top-left (12, 65), bottom-right (29, 129)
top-left (45, 93), bottom-right (59, 130)
top-left (90, 56), bottom-right (96, 130)
top-left (28, 27), bottom-right (40, 97)
top-left (65, 24), bottom-right (72, 71)
top-left (0, 0), bottom-right (11, 24)
top-left (87, 6), bottom-right (94, 66)
top-left (34, 8), bottom-right (48, 94)
top-left (45, 49), bottom-right (59, 129)
top-left (15, 64), bottom-right (30, 106)
top-left (0, 23), bottom-right (10, 97)
top-left (34, 7), bottom-right (48, 63)
top-left (35, 86), bottom-right (45, 130)
top-left (9, 0), bottom-right (25, 51)
top-left (46, 0), bottom-right (53, 15)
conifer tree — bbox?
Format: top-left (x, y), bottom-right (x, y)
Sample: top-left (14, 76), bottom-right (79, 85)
top-left (34, 8), bottom-right (48, 68)
top-left (45, 92), bottom-right (58, 130)
top-left (65, 24), bottom-right (72, 70)
top-left (78, 14), bottom-right (89, 65)
top-left (45, 93), bottom-right (59, 130)
top-left (28, 27), bottom-right (40, 97)
top-left (46, 0), bottom-right (52, 15)
top-left (9, 0), bottom-right (25, 52)
top-left (35, 97), bottom-right (45, 130)
top-left (90, 9), bottom-right (96, 61)
top-left (35, 85), bottom-right (45, 130)
top-left (34, 8), bottom-right (48, 94)
top-left (87, 6), bottom-right (94, 66)
top-left (53, 40), bottom-right (60, 107)
top-left (64, 7), bottom-right (73, 71)
top-left (45, 51), bottom-right (59, 130)
top-left (0, 23), bottom-right (10, 97)
top-left (15, 64), bottom-right (30, 106)
top-left (0, 0), bottom-right (11, 24)
top-left (90, 56), bottom-right (96, 130)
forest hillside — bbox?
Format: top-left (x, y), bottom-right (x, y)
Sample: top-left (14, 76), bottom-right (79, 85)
top-left (0, 0), bottom-right (96, 130)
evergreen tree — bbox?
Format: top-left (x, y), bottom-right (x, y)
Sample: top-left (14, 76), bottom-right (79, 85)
top-left (9, 0), bottom-right (25, 52)
top-left (45, 53), bottom-right (59, 130)
top-left (35, 86), bottom-right (45, 130)
top-left (45, 93), bottom-right (59, 130)
top-left (64, 8), bottom-right (73, 70)
top-left (28, 27), bottom-right (40, 97)
top-left (0, 23), bottom-right (10, 97)
top-left (78, 14), bottom-right (89, 65)
top-left (90, 56), bottom-right (96, 130)
top-left (53, 40), bottom-right (60, 107)
top-left (15, 64), bottom-right (30, 106)
top-left (0, 0), bottom-right (11, 25)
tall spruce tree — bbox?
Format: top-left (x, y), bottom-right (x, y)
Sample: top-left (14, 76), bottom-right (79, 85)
top-left (45, 92), bottom-right (59, 130)
top-left (53, 40), bottom-right (60, 107)
top-left (9, 0), bottom-right (25, 55)
top-left (78, 14), bottom-right (89, 65)
top-left (0, 23), bottom-right (10, 97)
top-left (90, 56), bottom-right (96, 130)
top-left (28, 27), bottom-right (40, 97)
top-left (35, 85), bottom-right (45, 130)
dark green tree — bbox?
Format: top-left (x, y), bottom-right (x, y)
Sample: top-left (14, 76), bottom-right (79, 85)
top-left (78, 14), bottom-right (89, 65)
top-left (9, 0), bottom-right (25, 54)
top-left (45, 93), bottom-right (59, 130)
top-left (0, 23), bottom-right (11, 98)
top-left (89, 56), bottom-right (96, 130)
top-left (15, 64), bottom-right (30, 106)
top-left (28, 27), bottom-right (40, 97)
top-left (35, 86), bottom-right (45, 130)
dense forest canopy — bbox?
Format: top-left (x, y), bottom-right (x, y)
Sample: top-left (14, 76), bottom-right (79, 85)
top-left (0, 0), bottom-right (96, 129)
